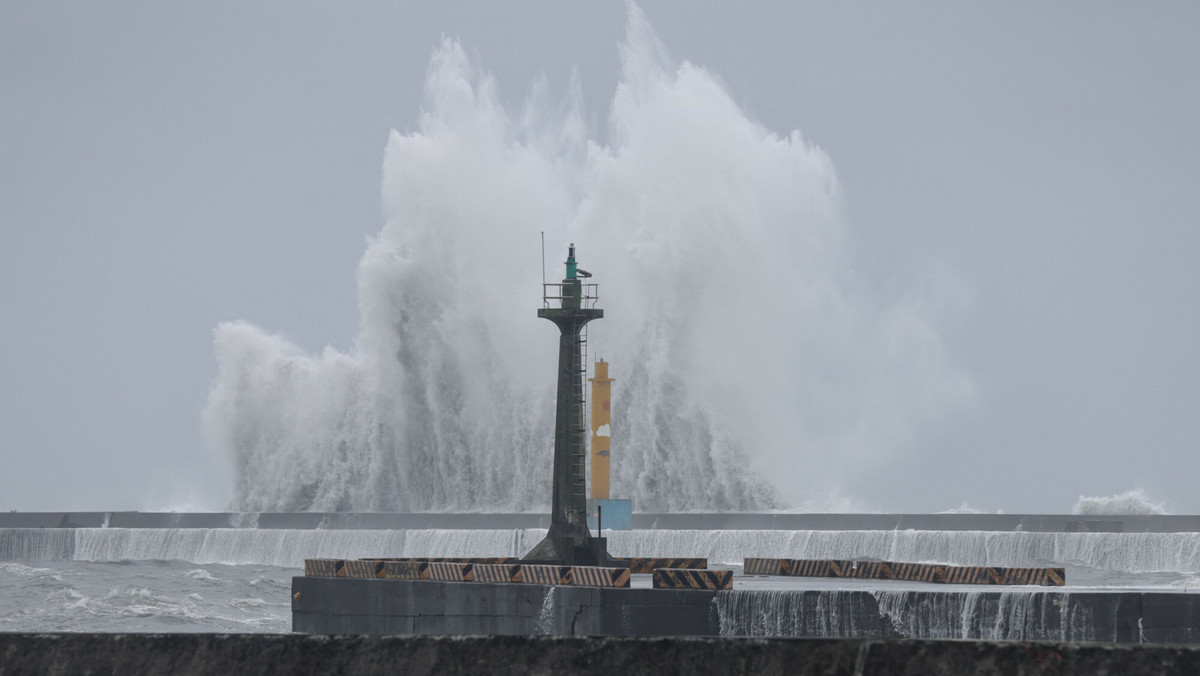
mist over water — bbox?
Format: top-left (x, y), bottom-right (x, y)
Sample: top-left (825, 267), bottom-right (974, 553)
top-left (205, 6), bottom-right (969, 512)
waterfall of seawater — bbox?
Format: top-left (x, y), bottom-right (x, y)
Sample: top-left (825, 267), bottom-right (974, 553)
top-left (534, 587), bottom-right (559, 636)
top-left (202, 4), bottom-right (968, 513)
top-left (715, 590), bottom-right (1099, 641)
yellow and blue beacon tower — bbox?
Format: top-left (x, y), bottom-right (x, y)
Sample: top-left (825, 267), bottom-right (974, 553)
top-left (589, 361), bottom-right (614, 500)
top-left (523, 244), bottom-right (615, 565)
top-left (587, 362), bottom-right (633, 531)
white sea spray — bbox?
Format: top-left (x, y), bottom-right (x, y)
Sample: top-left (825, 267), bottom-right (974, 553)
top-left (202, 5), bottom-right (968, 513)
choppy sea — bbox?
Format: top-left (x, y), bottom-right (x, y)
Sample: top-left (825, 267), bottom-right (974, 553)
top-left (0, 560), bottom-right (294, 633)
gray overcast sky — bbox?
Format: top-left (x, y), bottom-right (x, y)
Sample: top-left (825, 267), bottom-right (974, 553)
top-left (1, 2), bottom-right (1197, 512)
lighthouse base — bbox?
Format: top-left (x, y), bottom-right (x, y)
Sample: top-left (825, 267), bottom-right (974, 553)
top-left (521, 524), bottom-right (620, 566)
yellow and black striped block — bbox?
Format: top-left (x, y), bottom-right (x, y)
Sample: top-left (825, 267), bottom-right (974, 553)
top-left (424, 561), bottom-right (473, 581)
top-left (652, 568), bottom-right (733, 590)
top-left (944, 566), bottom-right (1007, 585)
top-left (341, 560), bottom-right (386, 579)
top-left (304, 559), bottom-right (343, 577)
top-left (940, 566), bottom-right (1066, 586)
top-left (517, 564), bottom-right (569, 585)
top-left (383, 561), bottom-right (424, 580)
top-left (828, 560), bottom-right (887, 579)
top-left (888, 562), bottom-right (947, 583)
top-left (997, 567), bottom-right (1065, 586)
top-left (568, 566), bottom-right (631, 587)
top-left (473, 563), bottom-right (521, 584)
top-left (743, 558), bottom-right (786, 576)
top-left (375, 557), bottom-right (517, 565)
top-left (746, 557), bottom-right (1066, 587)
top-left (782, 559), bottom-right (834, 577)
top-left (458, 557), bottom-right (518, 565)
top-left (627, 558), bottom-right (707, 574)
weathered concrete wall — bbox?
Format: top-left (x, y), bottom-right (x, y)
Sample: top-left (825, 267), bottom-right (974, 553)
top-left (292, 577), bottom-right (1200, 643)
top-left (5, 511), bottom-right (1200, 531)
top-left (3, 634), bottom-right (1200, 675)
top-left (292, 577), bottom-right (716, 637)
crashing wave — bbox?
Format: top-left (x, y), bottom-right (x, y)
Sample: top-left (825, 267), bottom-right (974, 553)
top-left (1073, 489), bottom-right (1168, 516)
top-left (203, 5), bottom-right (968, 512)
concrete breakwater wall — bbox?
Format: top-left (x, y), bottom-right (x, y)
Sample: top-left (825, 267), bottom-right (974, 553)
top-left (4, 633), bottom-right (1200, 676)
top-left (5, 511), bottom-right (1200, 531)
top-left (12, 527), bottom-right (1200, 578)
top-left (292, 577), bottom-right (1200, 644)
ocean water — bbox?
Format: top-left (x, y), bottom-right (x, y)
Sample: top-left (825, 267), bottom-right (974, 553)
top-left (0, 560), bottom-right (294, 633)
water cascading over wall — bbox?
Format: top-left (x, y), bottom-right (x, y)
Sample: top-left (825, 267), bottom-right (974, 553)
top-left (715, 590), bottom-right (1101, 641)
top-left (203, 5), bottom-right (969, 512)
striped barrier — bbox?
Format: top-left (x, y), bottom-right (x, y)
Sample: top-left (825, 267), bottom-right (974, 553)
top-left (887, 561), bottom-right (945, 583)
top-left (363, 557), bottom-right (519, 565)
top-left (307, 560), bottom-right (632, 587)
top-left (743, 558), bottom-right (786, 576)
top-left (304, 559), bottom-right (343, 577)
top-left (1003, 567), bottom-right (1066, 586)
top-left (473, 564), bottom-right (521, 584)
top-left (943, 566), bottom-right (993, 585)
top-left (941, 566), bottom-right (1066, 587)
top-left (782, 559), bottom-right (833, 577)
top-left (517, 564), bottom-right (569, 585)
top-left (652, 568), bottom-right (733, 590)
top-left (627, 558), bottom-right (707, 574)
top-left (425, 561), bottom-right (473, 582)
top-left (742, 558), bottom-right (1066, 587)
top-left (383, 561), bottom-right (424, 580)
top-left (829, 560), bottom-right (886, 579)
top-left (568, 566), bottom-right (631, 588)
top-left (341, 560), bottom-right (387, 579)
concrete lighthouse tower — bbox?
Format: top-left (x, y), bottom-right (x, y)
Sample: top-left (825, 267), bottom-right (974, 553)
top-left (523, 243), bottom-right (614, 565)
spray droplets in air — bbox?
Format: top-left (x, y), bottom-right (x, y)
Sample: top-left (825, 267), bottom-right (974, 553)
top-left (203, 5), bottom-right (970, 512)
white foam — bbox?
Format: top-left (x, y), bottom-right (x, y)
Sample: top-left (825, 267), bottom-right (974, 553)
top-left (202, 3), bottom-right (968, 513)
top-left (1073, 489), bottom-right (1168, 516)
top-left (717, 589), bottom-right (1098, 641)
top-left (936, 502), bottom-right (986, 514)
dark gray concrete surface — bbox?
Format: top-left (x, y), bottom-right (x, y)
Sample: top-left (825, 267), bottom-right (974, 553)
top-left (5, 511), bottom-right (1200, 531)
top-left (291, 577), bottom-right (1200, 643)
top-left (3, 633), bottom-right (1200, 675)
top-left (292, 577), bottom-right (717, 637)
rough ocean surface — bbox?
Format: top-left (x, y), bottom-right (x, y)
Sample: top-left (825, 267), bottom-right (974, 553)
top-left (0, 560), bottom-right (293, 633)
top-left (203, 4), bottom-right (968, 514)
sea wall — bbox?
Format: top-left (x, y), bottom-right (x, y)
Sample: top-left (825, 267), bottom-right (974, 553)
top-left (292, 577), bottom-right (1200, 644)
top-left (10, 527), bottom-right (1200, 577)
top-left (4, 633), bottom-right (1199, 676)
top-left (4, 512), bottom-right (1200, 531)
